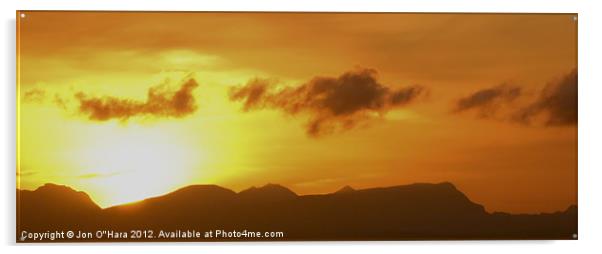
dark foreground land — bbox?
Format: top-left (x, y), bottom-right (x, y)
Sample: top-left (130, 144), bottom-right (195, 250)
top-left (17, 182), bottom-right (577, 242)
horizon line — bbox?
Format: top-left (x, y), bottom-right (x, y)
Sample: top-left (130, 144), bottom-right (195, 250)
top-left (16, 181), bottom-right (577, 215)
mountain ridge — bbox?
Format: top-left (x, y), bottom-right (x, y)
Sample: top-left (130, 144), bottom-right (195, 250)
top-left (16, 181), bottom-right (577, 241)
top-left (19, 181), bottom-right (483, 210)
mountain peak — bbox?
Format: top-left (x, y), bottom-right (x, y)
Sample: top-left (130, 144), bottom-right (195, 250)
top-left (34, 183), bottom-right (95, 202)
top-left (36, 183), bottom-right (78, 193)
top-left (148, 184), bottom-right (237, 203)
top-left (238, 183), bottom-right (297, 202)
top-left (394, 182), bottom-right (460, 192)
top-left (564, 204), bottom-right (578, 215)
top-left (335, 185), bottom-right (355, 194)
top-left (20, 183), bottom-right (100, 211)
top-left (172, 184), bottom-right (236, 196)
top-left (437, 181), bottom-right (457, 189)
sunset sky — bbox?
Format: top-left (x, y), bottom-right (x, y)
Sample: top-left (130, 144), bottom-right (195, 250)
top-left (17, 11), bottom-right (577, 213)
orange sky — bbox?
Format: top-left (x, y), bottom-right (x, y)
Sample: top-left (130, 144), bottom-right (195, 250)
top-left (17, 11), bottom-right (577, 213)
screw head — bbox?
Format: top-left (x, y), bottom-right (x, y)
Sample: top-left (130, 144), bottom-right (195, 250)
top-left (20, 13), bottom-right (26, 18)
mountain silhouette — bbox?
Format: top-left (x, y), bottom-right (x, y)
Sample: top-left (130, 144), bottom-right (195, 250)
top-left (17, 182), bottom-right (577, 242)
top-left (17, 184), bottom-right (101, 233)
top-left (334, 185), bottom-right (355, 194)
top-left (238, 183), bottom-right (298, 202)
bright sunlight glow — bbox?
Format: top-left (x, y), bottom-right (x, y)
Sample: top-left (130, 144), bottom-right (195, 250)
top-left (72, 123), bottom-right (200, 207)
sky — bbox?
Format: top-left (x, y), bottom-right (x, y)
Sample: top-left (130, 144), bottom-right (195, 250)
top-left (17, 11), bottom-right (577, 213)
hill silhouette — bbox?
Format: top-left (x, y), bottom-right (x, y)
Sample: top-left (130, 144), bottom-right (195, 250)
top-left (17, 182), bottom-right (577, 242)
top-left (334, 185), bottom-right (355, 194)
top-left (238, 183), bottom-right (298, 202)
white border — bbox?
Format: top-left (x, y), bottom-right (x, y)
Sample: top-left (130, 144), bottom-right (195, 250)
top-left (2, 0), bottom-right (601, 253)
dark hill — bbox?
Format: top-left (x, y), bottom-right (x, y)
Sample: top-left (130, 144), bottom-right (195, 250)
top-left (17, 184), bottom-right (101, 233)
top-left (335, 185), bottom-right (355, 194)
top-left (17, 182), bottom-right (577, 242)
top-left (107, 184), bottom-right (238, 211)
top-left (238, 183), bottom-right (298, 202)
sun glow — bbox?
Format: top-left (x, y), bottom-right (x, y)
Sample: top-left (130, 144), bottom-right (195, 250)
top-left (72, 123), bottom-right (201, 207)
top-left (17, 70), bottom-right (254, 209)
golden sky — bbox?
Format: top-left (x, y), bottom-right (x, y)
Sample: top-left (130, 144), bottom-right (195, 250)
top-left (17, 11), bottom-right (577, 213)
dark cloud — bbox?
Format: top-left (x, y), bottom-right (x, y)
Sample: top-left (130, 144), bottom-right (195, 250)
top-left (229, 78), bottom-right (272, 112)
top-left (229, 68), bottom-right (426, 137)
top-left (76, 78), bottom-right (199, 121)
top-left (514, 70), bottom-right (577, 126)
top-left (454, 84), bottom-right (522, 118)
top-left (454, 69), bottom-right (577, 126)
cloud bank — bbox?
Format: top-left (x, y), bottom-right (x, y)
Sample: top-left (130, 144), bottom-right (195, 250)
top-left (229, 68), bottom-right (426, 137)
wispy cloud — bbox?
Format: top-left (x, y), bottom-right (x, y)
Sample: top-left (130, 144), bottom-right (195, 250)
top-left (78, 172), bottom-right (120, 179)
top-left (453, 84), bottom-right (522, 118)
top-left (513, 70), bottom-right (577, 126)
top-left (22, 88), bottom-right (46, 103)
top-left (453, 69), bottom-right (577, 126)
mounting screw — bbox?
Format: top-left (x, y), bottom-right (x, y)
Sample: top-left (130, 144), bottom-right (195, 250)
top-left (573, 16), bottom-right (577, 21)
top-left (572, 233), bottom-right (578, 239)
top-left (20, 13), bottom-right (26, 18)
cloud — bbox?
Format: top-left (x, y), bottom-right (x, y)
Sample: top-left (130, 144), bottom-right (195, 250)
top-left (22, 88), bottom-right (69, 109)
top-left (76, 78), bottom-right (199, 121)
top-left (229, 78), bottom-right (272, 112)
top-left (454, 84), bottom-right (522, 118)
top-left (454, 69), bottom-right (577, 126)
top-left (22, 88), bottom-right (46, 103)
top-left (229, 68), bottom-right (426, 137)
top-left (78, 172), bottom-right (119, 179)
top-left (16, 171), bottom-right (38, 177)
top-left (514, 69), bottom-right (577, 126)
top-left (53, 94), bottom-right (68, 110)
